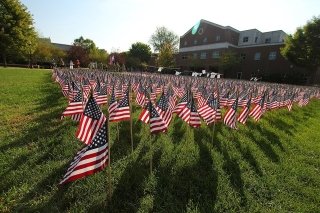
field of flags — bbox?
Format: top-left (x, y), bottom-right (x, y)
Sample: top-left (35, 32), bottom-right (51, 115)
top-left (53, 68), bottom-right (320, 184)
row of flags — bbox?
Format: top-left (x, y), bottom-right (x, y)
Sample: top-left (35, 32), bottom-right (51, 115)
top-left (54, 68), bottom-right (320, 184)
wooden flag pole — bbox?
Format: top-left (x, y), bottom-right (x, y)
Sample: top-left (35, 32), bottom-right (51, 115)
top-left (149, 133), bottom-right (153, 174)
top-left (117, 123), bottom-right (120, 142)
top-left (129, 84), bottom-right (134, 152)
top-left (211, 121), bottom-right (216, 144)
top-left (107, 119), bottom-right (112, 203)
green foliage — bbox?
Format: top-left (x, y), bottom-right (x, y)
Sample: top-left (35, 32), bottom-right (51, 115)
top-left (129, 42), bottom-right (152, 64)
top-left (71, 36), bottom-right (108, 65)
top-left (150, 26), bottom-right (179, 53)
top-left (1, 68), bottom-right (320, 212)
top-left (281, 16), bottom-right (320, 70)
top-left (89, 48), bottom-right (108, 64)
top-left (157, 43), bottom-right (176, 67)
top-left (219, 51), bottom-right (240, 72)
top-left (33, 38), bottom-right (66, 63)
top-left (73, 36), bottom-right (97, 52)
top-left (0, 0), bottom-right (37, 65)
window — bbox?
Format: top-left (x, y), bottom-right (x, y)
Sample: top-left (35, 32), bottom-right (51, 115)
top-left (216, 35), bottom-right (220, 41)
top-left (243, 36), bottom-right (249, 42)
top-left (268, 51), bottom-right (277, 60)
top-left (184, 41), bottom-right (187, 46)
top-left (212, 51), bottom-right (220, 59)
top-left (240, 53), bottom-right (246, 60)
top-left (265, 38), bottom-right (271, 43)
top-left (193, 53), bottom-right (197, 59)
top-left (203, 37), bottom-right (207, 43)
top-left (182, 55), bottom-right (188, 60)
top-left (255, 37), bottom-right (258, 43)
top-left (254, 52), bottom-right (261, 60)
top-left (194, 39), bottom-right (198, 45)
top-left (200, 52), bottom-right (207, 59)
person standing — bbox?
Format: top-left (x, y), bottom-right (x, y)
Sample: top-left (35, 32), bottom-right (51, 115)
top-left (70, 60), bottom-right (74, 69)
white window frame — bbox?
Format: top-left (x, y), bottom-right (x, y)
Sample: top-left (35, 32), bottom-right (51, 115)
top-left (268, 51), bottom-right (277, 60)
top-left (254, 52), bottom-right (261, 60)
top-left (200, 52), bottom-right (207, 59)
top-left (212, 51), bottom-right (220, 59)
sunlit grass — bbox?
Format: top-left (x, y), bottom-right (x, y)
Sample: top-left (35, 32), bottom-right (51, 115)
top-left (0, 68), bottom-right (319, 212)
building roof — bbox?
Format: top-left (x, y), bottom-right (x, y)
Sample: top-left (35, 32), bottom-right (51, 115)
top-left (51, 43), bottom-right (72, 51)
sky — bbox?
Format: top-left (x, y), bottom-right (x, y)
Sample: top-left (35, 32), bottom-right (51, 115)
top-left (21, 0), bottom-right (320, 53)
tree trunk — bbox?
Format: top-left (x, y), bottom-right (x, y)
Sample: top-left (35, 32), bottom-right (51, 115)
top-left (2, 53), bottom-right (7, 67)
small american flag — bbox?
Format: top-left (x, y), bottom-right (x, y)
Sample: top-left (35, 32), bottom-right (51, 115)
top-left (173, 92), bottom-right (188, 114)
top-left (149, 101), bottom-right (167, 133)
top-left (249, 93), bottom-right (265, 121)
top-left (108, 87), bottom-right (117, 114)
top-left (109, 90), bottom-right (131, 122)
top-left (60, 122), bottom-right (109, 184)
top-left (76, 95), bottom-right (107, 145)
top-left (198, 94), bottom-right (215, 125)
top-left (237, 97), bottom-right (251, 124)
top-left (156, 92), bottom-right (173, 127)
top-left (96, 85), bottom-right (108, 106)
top-left (223, 98), bottom-right (238, 129)
top-left (61, 90), bottom-right (84, 119)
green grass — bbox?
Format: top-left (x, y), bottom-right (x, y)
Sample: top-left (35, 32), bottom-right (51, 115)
top-left (1, 68), bottom-right (320, 212)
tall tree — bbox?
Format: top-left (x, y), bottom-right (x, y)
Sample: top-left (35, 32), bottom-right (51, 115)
top-left (89, 48), bottom-right (108, 64)
top-left (219, 51), bottom-right (240, 73)
top-left (0, 0), bottom-right (37, 66)
top-left (33, 38), bottom-right (66, 65)
top-left (149, 27), bottom-right (179, 53)
top-left (129, 42), bottom-right (152, 63)
top-left (68, 46), bottom-right (89, 67)
top-left (281, 16), bottom-right (320, 83)
top-left (73, 36), bottom-right (97, 52)
top-left (157, 43), bottom-right (176, 67)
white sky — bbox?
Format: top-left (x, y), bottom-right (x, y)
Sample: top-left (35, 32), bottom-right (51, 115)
top-left (21, 0), bottom-right (320, 52)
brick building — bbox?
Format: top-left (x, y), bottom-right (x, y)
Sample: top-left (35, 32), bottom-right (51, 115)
top-left (176, 19), bottom-right (308, 84)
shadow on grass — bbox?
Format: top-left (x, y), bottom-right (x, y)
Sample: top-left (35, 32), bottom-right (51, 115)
top-left (244, 122), bottom-right (280, 163)
top-left (0, 72), bottom-right (80, 211)
top-left (106, 146), bottom-right (149, 212)
top-left (151, 127), bottom-right (218, 212)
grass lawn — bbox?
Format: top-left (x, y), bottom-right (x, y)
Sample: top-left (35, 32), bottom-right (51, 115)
top-left (0, 67), bottom-right (320, 212)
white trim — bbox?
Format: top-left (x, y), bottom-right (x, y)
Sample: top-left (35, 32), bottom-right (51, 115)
top-left (179, 42), bottom-right (284, 53)
top-left (179, 42), bottom-right (233, 52)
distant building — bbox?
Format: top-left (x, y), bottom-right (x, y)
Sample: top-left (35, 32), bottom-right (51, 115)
top-left (51, 42), bottom-right (72, 52)
top-left (176, 19), bottom-right (308, 84)
top-left (39, 37), bottom-right (73, 52)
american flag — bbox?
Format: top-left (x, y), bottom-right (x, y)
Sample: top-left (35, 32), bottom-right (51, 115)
top-left (61, 90), bottom-right (84, 120)
top-left (237, 97), bottom-right (251, 124)
top-left (108, 87), bottom-right (117, 114)
top-left (96, 85), bottom-right (108, 106)
top-left (249, 93), bottom-right (265, 121)
top-left (178, 96), bottom-right (201, 128)
top-left (189, 97), bottom-right (201, 128)
top-left (223, 98), bottom-right (238, 129)
top-left (109, 90), bottom-right (131, 122)
top-left (149, 101), bottom-right (167, 133)
top-left (60, 122), bottom-right (109, 184)
top-left (138, 101), bottom-right (150, 124)
top-left (136, 84), bottom-right (146, 107)
top-left (198, 94), bottom-right (215, 125)
top-left (156, 92), bottom-right (173, 127)
top-left (173, 91), bottom-right (188, 114)
top-left (76, 95), bottom-right (107, 145)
